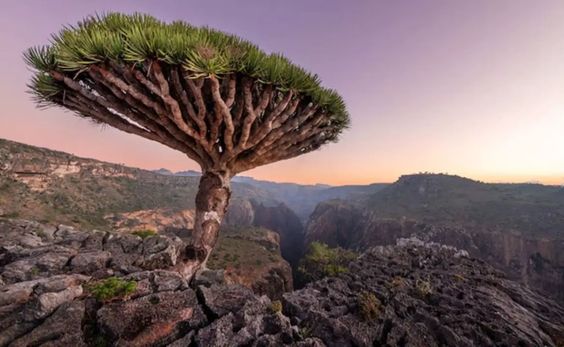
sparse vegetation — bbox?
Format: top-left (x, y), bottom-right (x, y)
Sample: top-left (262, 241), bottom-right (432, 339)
top-left (415, 279), bottom-right (432, 297)
top-left (269, 300), bottom-right (282, 314)
top-left (208, 226), bottom-right (282, 271)
top-left (132, 229), bottom-right (157, 239)
top-left (297, 242), bottom-right (358, 284)
top-left (298, 325), bottom-right (313, 340)
top-left (357, 290), bottom-right (381, 321)
top-left (390, 276), bottom-right (406, 288)
top-left (87, 277), bottom-right (137, 302)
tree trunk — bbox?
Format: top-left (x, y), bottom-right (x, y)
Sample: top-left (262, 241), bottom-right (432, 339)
top-left (186, 170), bottom-right (232, 270)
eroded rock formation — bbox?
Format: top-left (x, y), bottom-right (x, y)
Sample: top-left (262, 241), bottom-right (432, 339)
top-left (306, 200), bottom-right (564, 303)
top-left (1, 217), bottom-right (563, 346)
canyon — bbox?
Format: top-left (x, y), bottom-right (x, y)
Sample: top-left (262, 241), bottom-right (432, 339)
top-left (0, 137), bottom-right (563, 346)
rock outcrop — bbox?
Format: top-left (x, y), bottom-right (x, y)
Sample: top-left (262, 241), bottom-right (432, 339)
top-left (0, 218), bottom-right (292, 300)
top-left (284, 239), bottom-right (564, 346)
top-left (208, 226), bottom-right (293, 299)
top-left (105, 209), bottom-right (195, 234)
top-left (306, 200), bottom-right (564, 304)
top-left (1, 217), bottom-right (563, 346)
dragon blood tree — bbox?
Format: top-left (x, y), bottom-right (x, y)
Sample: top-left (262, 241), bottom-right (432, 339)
top-left (24, 13), bottom-right (349, 275)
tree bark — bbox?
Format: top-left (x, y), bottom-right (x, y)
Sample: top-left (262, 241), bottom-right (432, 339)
top-left (186, 170), bottom-right (232, 269)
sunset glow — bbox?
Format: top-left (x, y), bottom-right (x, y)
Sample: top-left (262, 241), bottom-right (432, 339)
top-left (1, 0), bottom-right (563, 185)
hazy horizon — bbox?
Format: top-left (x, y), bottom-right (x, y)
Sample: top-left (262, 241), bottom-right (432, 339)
top-left (1, 0), bottom-right (563, 185)
top-left (3, 136), bottom-right (562, 187)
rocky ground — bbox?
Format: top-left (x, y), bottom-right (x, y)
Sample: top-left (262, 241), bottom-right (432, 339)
top-left (306, 200), bottom-right (564, 304)
top-left (1, 218), bottom-right (563, 346)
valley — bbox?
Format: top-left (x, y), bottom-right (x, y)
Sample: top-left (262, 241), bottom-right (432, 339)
top-left (1, 137), bottom-right (563, 346)
top-left (1, 137), bottom-right (563, 305)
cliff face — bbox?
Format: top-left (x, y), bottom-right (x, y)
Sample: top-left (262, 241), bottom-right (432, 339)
top-left (1, 220), bottom-right (562, 346)
top-left (225, 198), bottom-right (305, 268)
top-left (250, 201), bottom-right (305, 267)
top-left (306, 200), bottom-right (564, 303)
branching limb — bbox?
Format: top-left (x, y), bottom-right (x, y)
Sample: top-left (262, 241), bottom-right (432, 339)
top-left (209, 75), bottom-right (235, 156)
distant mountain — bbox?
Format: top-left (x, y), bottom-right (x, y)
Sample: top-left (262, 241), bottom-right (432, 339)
top-left (173, 170), bottom-right (201, 177)
top-left (152, 168), bottom-right (174, 175)
top-left (153, 169), bottom-right (389, 221)
top-left (305, 174), bottom-right (564, 303)
top-left (366, 173), bottom-right (564, 235)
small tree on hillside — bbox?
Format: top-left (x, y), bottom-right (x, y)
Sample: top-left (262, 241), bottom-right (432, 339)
top-left (24, 13), bottom-right (349, 276)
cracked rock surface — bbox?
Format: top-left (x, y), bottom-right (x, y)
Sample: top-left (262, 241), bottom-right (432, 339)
top-left (1, 218), bottom-right (563, 346)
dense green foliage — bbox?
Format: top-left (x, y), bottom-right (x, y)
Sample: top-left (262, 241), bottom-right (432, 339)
top-left (87, 277), bottom-right (137, 301)
top-left (298, 242), bottom-right (358, 283)
top-left (24, 12), bottom-right (349, 130)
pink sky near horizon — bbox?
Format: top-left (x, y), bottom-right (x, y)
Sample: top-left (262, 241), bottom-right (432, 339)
top-left (1, 0), bottom-right (563, 185)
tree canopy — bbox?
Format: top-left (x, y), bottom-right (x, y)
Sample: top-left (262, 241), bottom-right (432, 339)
top-left (24, 13), bottom-right (349, 173)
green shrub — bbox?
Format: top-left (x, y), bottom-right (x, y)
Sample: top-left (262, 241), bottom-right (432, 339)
top-left (357, 291), bottom-right (381, 321)
top-left (415, 279), bottom-right (432, 297)
top-left (87, 277), bottom-right (137, 302)
top-left (132, 229), bottom-right (157, 239)
top-left (298, 242), bottom-right (358, 284)
top-left (298, 325), bottom-right (313, 340)
top-left (269, 300), bottom-right (282, 314)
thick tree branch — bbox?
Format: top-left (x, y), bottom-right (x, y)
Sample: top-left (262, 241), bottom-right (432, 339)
top-left (85, 70), bottom-right (207, 165)
top-left (170, 67), bottom-right (201, 130)
top-left (151, 62), bottom-right (206, 145)
top-left (209, 75), bottom-right (235, 155)
top-left (88, 66), bottom-right (213, 166)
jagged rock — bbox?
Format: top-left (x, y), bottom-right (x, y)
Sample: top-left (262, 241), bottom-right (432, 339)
top-left (139, 234), bottom-right (184, 270)
top-left (9, 301), bottom-right (86, 347)
top-left (0, 274), bottom-right (90, 346)
top-left (198, 284), bottom-right (255, 317)
top-left (195, 296), bottom-right (296, 346)
top-left (193, 268), bottom-right (226, 288)
top-left (305, 200), bottom-right (564, 303)
top-left (97, 289), bottom-right (207, 346)
top-left (70, 250), bottom-right (112, 274)
top-left (283, 243), bottom-right (564, 346)
top-left (1, 217), bottom-right (562, 347)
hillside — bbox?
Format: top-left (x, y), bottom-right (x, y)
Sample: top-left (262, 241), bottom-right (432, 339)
top-left (305, 174), bottom-right (564, 303)
top-left (0, 138), bottom-right (277, 229)
top-left (0, 138), bottom-right (303, 289)
top-left (366, 173), bottom-right (564, 236)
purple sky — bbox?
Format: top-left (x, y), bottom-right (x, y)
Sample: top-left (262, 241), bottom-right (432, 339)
top-left (1, 0), bottom-right (563, 184)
